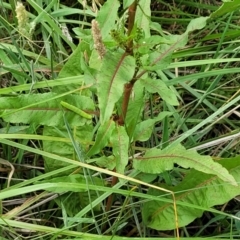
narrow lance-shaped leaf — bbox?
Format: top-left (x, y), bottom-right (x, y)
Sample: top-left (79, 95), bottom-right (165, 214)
top-left (141, 17), bottom-right (209, 71)
top-left (143, 44), bottom-right (173, 71)
top-left (97, 51), bottom-right (135, 123)
top-left (110, 125), bottom-right (129, 175)
top-left (133, 111), bottom-right (173, 142)
top-left (143, 156), bottom-right (240, 230)
top-left (97, 0), bottom-right (120, 40)
top-left (135, 0), bottom-right (151, 38)
top-left (87, 119), bottom-right (115, 157)
top-left (53, 43), bottom-right (84, 93)
top-left (133, 144), bottom-right (237, 186)
top-left (140, 78), bottom-right (179, 106)
top-left (185, 16), bottom-right (209, 33)
top-left (211, 0), bottom-right (240, 18)
top-left (125, 80), bottom-right (145, 140)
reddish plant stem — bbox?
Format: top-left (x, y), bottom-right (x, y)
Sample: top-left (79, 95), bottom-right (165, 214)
top-left (117, 0), bottom-right (138, 126)
top-left (126, 1), bottom-right (137, 54)
top-left (105, 170), bottom-right (118, 212)
top-left (106, 1), bottom-right (138, 216)
top-left (117, 82), bottom-right (133, 126)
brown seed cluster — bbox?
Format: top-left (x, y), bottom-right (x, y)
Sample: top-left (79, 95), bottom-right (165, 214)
top-left (91, 20), bottom-right (106, 59)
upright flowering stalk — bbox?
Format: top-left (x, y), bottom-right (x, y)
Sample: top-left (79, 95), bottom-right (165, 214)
top-left (15, 2), bottom-right (35, 39)
top-left (91, 20), bottom-right (106, 59)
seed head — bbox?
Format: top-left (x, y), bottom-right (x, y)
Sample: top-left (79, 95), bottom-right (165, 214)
top-left (91, 20), bottom-right (106, 59)
top-left (15, 2), bottom-right (35, 38)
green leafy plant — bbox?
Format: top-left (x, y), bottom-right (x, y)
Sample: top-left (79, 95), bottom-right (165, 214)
top-left (1, 0), bottom-right (240, 238)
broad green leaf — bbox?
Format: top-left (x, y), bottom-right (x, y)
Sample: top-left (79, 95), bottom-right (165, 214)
top-left (58, 44), bottom-right (83, 78)
top-left (141, 35), bottom-right (183, 71)
top-left (81, 45), bottom-right (99, 89)
top-left (97, 0), bottom-right (120, 40)
top-left (0, 126), bottom-right (29, 134)
top-left (90, 155), bottom-right (116, 170)
top-left (144, 17), bottom-right (208, 69)
top-left (125, 81), bottom-right (145, 139)
top-left (87, 119), bottom-right (115, 157)
top-left (133, 112), bottom-right (172, 142)
top-left (136, 0), bottom-right (151, 38)
top-left (150, 22), bottom-right (164, 36)
top-left (145, 48), bottom-right (173, 71)
top-left (43, 125), bottom-right (93, 173)
top-left (97, 51), bottom-right (135, 123)
top-left (137, 35), bottom-right (174, 55)
top-left (211, 0), bottom-right (240, 18)
top-left (110, 125), bottom-right (129, 175)
top-left (133, 144), bottom-right (237, 186)
top-left (140, 78), bottom-right (179, 106)
top-left (89, 49), bottom-right (103, 72)
top-left (134, 172), bottom-right (158, 184)
top-left (54, 42), bottom-right (89, 93)
top-left (142, 156), bottom-right (240, 230)
top-left (0, 93), bottom-right (94, 127)
top-left (185, 17), bottom-right (209, 34)
top-left (86, 49), bottom-right (103, 92)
